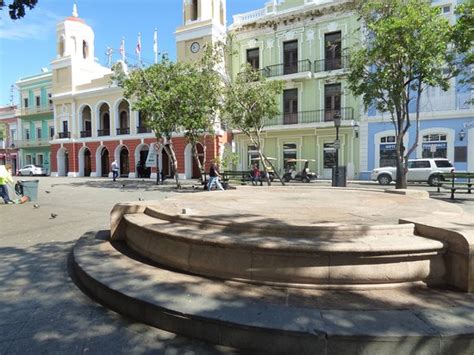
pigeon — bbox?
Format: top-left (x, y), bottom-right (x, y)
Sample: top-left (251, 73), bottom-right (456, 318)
top-left (45, 191), bottom-right (51, 194)
top-left (50, 213), bottom-right (58, 219)
top-left (33, 204), bottom-right (40, 209)
top-left (121, 184), bottom-right (126, 188)
top-left (138, 198), bottom-right (144, 201)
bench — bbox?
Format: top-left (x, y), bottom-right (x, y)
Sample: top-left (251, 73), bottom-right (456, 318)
top-left (437, 172), bottom-right (474, 200)
top-left (223, 170), bottom-right (251, 183)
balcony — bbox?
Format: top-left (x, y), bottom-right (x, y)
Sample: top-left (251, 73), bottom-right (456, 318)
top-left (116, 127), bottom-right (130, 135)
top-left (80, 130), bottom-right (92, 138)
top-left (19, 105), bottom-right (53, 116)
top-left (97, 129), bottom-right (110, 137)
top-left (314, 56), bottom-right (349, 73)
top-left (137, 126), bottom-right (152, 134)
top-left (261, 60), bottom-right (312, 79)
top-left (264, 107), bottom-right (354, 127)
top-left (58, 132), bottom-right (70, 139)
top-left (14, 138), bottom-right (51, 148)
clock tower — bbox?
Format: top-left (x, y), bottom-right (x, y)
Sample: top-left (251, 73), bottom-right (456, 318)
top-left (175, 0), bottom-right (226, 63)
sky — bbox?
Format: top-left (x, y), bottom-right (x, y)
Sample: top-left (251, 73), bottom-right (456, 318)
top-left (0, 0), bottom-right (260, 106)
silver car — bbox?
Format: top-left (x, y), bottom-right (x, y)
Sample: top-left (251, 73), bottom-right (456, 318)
top-left (371, 159), bottom-right (454, 186)
top-left (18, 164), bottom-right (47, 176)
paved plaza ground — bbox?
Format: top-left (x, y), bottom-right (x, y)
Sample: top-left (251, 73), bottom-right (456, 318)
top-left (0, 176), bottom-right (473, 354)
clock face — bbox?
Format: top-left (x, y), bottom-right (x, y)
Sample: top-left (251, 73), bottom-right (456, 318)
top-left (190, 42), bottom-right (200, 53)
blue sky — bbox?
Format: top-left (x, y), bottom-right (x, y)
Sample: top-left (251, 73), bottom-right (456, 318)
top-left (0, 0), bottom-right (259, 106)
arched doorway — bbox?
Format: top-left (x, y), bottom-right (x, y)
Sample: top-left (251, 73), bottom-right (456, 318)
top-left (136, 145), bottom-right (151, 178)
top-left (119, 146), bottom-right (129, 177)
top-left (161, 145), bottom-right (173, 178)
top-left (57, 148), bottom-right (69, 176)
top-left (84, 149), bottom-right (91, 177)
top-left (101, 148), bottom-right (109, 177)
top-left (192, 143), bottom-right (204, 178)
top-left (98, 103), bottom-right (111, 136)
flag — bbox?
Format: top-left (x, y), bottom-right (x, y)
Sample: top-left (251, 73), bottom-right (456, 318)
top-left (153, 29), bottom-right (158, 64)
top-left (119, 37), bottom-right (125, 61)
top-left (135, 33), bottom-right (142, 56)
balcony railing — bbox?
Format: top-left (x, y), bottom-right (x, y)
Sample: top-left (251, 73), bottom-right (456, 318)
top-left (19, 105), bottom-right (53, 116)
top-left (58, 132), bottom-right (70, 139)
top-left (264, 107), bottom-right (354, 126)
top-left (14, 138), bottom-right (51, 148)
top-left (261, 60), bottom-right (312, 78)
top-left (116, 127), bottom-right (130, 135)
top-left (137, 126), bottom-right (152, 134)
top-left (314, 56), bottom-right (349, 73)
top-left (97, 129), bottom-right (110, 137)
top-left (80, 130), bottom-right (92, 138)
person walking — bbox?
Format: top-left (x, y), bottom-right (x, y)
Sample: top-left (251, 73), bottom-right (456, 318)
top-left (207, 161), bottom-right (224, 191)
top-left (111, 160), bottom-right (119, 182)
top-left (0, 164), bottom-right (14, 204)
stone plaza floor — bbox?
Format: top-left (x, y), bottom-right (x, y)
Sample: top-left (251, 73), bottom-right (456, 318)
top-left (0, 176), bottom-right (473, 354)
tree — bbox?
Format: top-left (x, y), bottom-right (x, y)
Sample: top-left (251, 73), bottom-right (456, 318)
top-left (0, 0), bottom-right (38, 20)
top-left (114, 50), bottom-right (222, 188)
top-left (223, 64), bottom-right (284, 186)
top-left (347, 0), bottom-right (467, 189)
top-left (453, 0), bottom-right (474, 104)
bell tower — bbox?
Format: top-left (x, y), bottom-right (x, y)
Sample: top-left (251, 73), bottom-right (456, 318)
top-left (175, 0), bottom-right (227, 62)
top-left (51, 3), bottom-right (108, 96)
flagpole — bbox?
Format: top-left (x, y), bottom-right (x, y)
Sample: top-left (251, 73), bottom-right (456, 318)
top-left (120, 37), bottom-right (125, 62)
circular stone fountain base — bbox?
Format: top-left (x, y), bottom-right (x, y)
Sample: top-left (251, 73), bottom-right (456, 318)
top-left (72, 187), bottom-right (474, 354)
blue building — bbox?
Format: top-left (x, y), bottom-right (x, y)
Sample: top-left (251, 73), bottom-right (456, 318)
top-left (359, 1), bottom-right (473, 179)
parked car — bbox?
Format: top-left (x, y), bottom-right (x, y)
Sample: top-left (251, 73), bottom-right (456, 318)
top-left (18, 164), bottom-right (47, 176)
top-left (371, 158), bottom-right (454, 186)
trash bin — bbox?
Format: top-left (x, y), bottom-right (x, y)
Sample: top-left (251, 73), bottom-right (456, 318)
top-left (21, 180), bottom-right (39, 201)
top-left (332, 166), bottom-right (347, 187)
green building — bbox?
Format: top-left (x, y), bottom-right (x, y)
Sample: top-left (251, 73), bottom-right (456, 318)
top-left (16, 71), bottom-right (54, 174)
top-left (228, 0), bottom-right (361, 179)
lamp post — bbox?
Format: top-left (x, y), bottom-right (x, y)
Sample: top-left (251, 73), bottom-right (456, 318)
top-left (332, 113), bottom-right (341, 187)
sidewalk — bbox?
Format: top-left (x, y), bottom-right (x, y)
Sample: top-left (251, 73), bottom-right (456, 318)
top-left (0, 177), bottom-right (235, 354)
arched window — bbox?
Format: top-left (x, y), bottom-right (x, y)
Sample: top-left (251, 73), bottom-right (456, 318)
top-left (82, 40), bottom-right (89, 59)
top-left (379, 136), bottom-right (397, 167)
top-left (422, 133), bottom-right (447, 158)
top-left (58, 35), bottom-right (65, 57)
top-left (191, 0), bottom-right (198, 21)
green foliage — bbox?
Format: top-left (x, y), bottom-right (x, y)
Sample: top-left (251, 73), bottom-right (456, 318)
top-left (453, 0), bottom-right (474, 102)
top-left (223, 64), bottom-right (284, 184)
top-left (347, 0), bottom-right (468, 188)
top-left (0, 0), bottom-right (38, 20)
top-left (222, 150), bottom-right (239, 170)
top-left (223, 64), bottom-right (283, 138)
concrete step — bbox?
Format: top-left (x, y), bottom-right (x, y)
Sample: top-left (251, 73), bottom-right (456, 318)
top-left (72, 232), bottom-right (474, 355)
top-left (122, 213), bottom-right (446, 288)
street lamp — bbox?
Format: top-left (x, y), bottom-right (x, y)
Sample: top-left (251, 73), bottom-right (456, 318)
top-left (332, 112), bottom-right (341, 187)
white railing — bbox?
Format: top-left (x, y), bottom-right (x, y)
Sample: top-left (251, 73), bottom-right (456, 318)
top-left (233, 8), bottom-right (267, 26)
top-left (19, 105), bottom-right (53, 116)
top-left (14, 138), bottom-right (51, 148)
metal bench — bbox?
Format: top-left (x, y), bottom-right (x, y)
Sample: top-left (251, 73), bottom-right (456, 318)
top-left (437, 172), bottom-right (473, 200)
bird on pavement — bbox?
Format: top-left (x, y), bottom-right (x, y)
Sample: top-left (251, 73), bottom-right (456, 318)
top-left (50, 213), bottom-right (58, 219)
top-left (45, 191), bottom-right (51, 194)
top-left (33, 204), bottom-right (40, 208)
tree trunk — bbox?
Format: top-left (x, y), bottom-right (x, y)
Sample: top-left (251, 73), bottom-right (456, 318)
top-left (395, 138), bottom-right (407, 189)
top-left (163, 141), bottom-right (181, 189)
top-left (257, 149), bottom-right (271, 186)
top-left (192, 141), bottom-right (206, 184)
top-left (264, 156), bottom-right (285, 186)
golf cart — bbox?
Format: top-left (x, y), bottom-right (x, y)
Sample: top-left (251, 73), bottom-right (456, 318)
top-left (282, 159), bottom-right (318, 183)
top-left (252, 157), bottom-right (276, 182)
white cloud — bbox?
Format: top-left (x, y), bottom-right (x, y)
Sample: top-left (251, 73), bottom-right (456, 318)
top-left (0, 8), bottom-right (61, 40)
